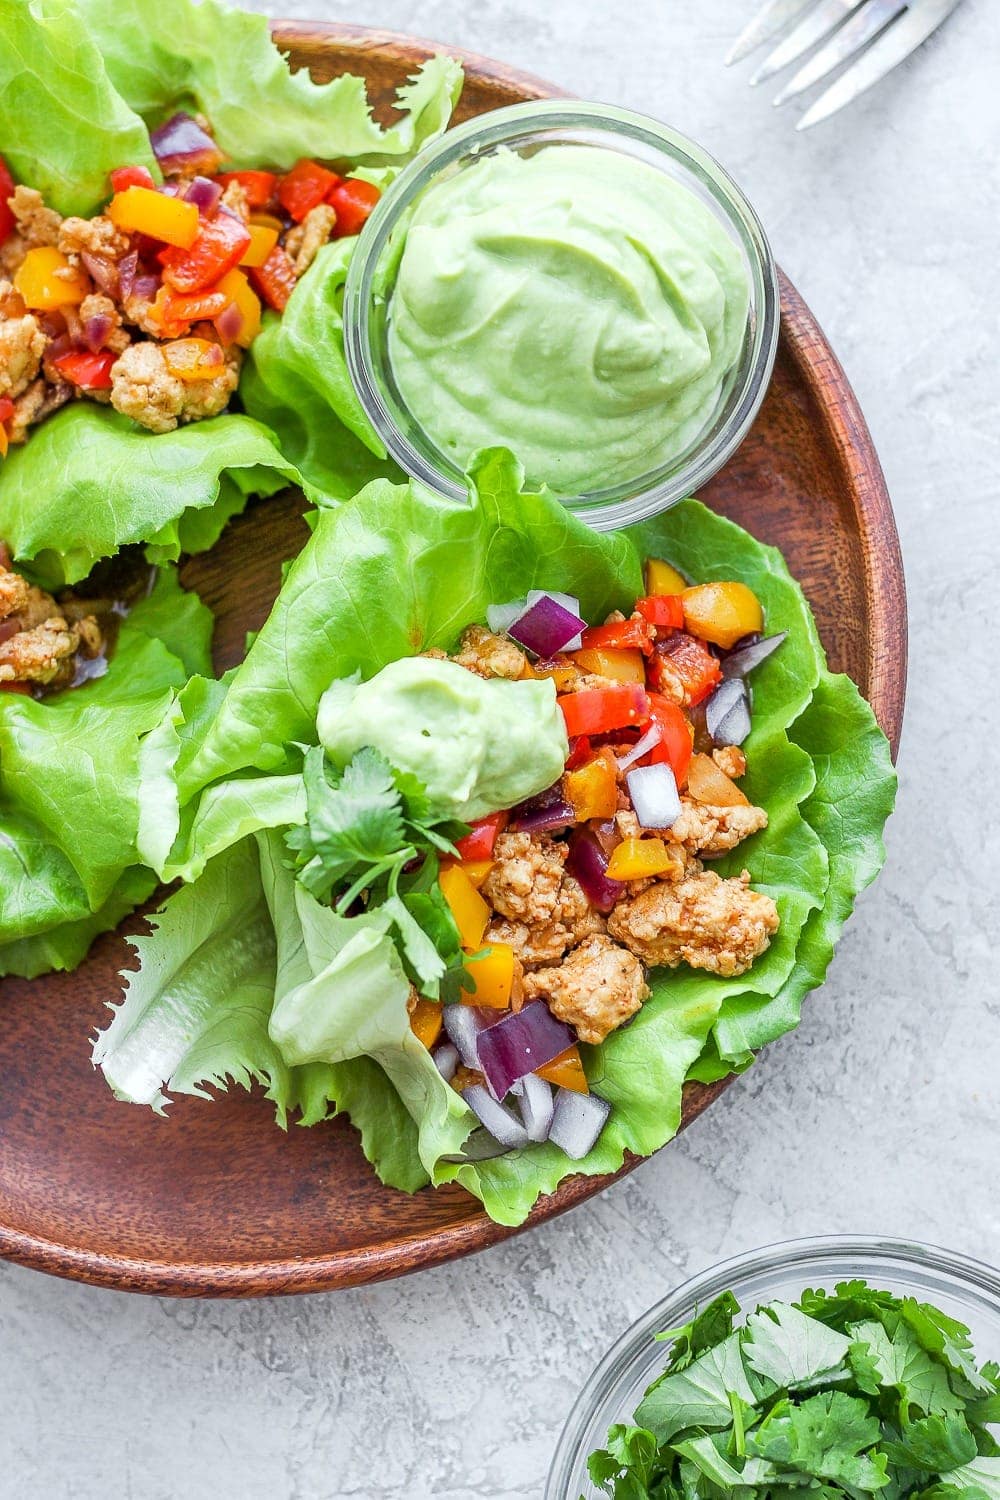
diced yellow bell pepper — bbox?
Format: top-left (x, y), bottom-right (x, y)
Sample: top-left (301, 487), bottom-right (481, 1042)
top-left (162, 337), bottom-right (226, 382)
top-left (523, 657), bottom-right (577, 691)
top-left (409, 996), bottom-right (443, 1049)
top-left (216, 267), bottom-right (261, 348)
top-left (106, 186), bottom-right (200, 248)
top-left (239, 222), bottom-right (280, 268)
top-left (572, 646), bottom-right (646, 684)
top-left (537, 1045), bottom-right (589, 1094)
top-left (439, 862), bottom-right (490, 951)
top-left (681, 581), bottom-right (764, 650)
top-left (645, 557), bottom-right (688, 596)
top-left (564, 749), bottom-right (619, 822)
top-left (14, 247), bottom-right (88, 310)
top-left (463, 942), bottom-right (515, 1009)
top-left (686, 752), bottom-right (750, 808)
top-left (606, 837), bottom-right (683, 882)
top-left (461, 859), bottom-right (494, 890)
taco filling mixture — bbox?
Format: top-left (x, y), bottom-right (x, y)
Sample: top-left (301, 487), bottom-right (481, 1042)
top-left (0, 125), bottom-right (379, 445)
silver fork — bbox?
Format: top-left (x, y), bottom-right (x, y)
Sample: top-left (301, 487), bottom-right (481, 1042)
top-left (727, 0), bottom-right (965, 129)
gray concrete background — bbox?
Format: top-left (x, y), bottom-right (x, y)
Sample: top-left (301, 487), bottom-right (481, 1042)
top-left (2, 2), bottom-right (998, 1496)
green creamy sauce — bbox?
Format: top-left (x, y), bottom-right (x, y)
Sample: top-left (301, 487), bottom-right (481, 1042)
top-left (317, 656), bottom-right (568, 822)
top-left (388, 144), bottom-right (750, 494)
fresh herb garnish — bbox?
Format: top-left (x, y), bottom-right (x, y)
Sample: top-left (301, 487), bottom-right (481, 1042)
top-left (286, 745), bottom-right (472, 1000)
top-left (587, 1280), bottom-right (1000, 1499)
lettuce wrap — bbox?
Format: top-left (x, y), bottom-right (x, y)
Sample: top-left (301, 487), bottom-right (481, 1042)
top-left (94, 452), bottom-right (896, 1225)
top-left (0, 565), bottom-right (213, 977)
top-left (0, 0), bottom-right (461, 582)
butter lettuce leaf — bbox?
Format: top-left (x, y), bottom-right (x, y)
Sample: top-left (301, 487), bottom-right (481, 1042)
top-left (0, 566), bottom-right (212, 975)
top-left (79, 0), bottom-right (462, 170)
top-left (0, 407), bottom-right (301, 588)
top-left (0, 0), bottom-right (156, 216)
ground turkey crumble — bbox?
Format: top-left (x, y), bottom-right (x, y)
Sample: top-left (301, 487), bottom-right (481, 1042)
top-left (0, 547), bottom-right (104, 688)
top-left (443, 623), bottom-right (779, 1047)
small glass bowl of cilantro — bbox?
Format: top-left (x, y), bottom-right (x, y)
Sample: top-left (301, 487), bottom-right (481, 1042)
top-left (547, 1236), bottom-right (1000, 1500)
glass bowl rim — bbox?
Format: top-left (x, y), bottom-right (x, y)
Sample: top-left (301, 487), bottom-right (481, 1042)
top-left (343, 98), bottom-right (781, 530)
top-left (546, 1234), bottom-right (1000, 1498)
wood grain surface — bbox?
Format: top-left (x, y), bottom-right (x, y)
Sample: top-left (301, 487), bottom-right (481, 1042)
top-left (0, 24), bottom-right (906, 1296)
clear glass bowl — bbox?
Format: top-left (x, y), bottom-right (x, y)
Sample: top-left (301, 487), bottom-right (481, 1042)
top-left (343, 100), bottom-right (779, 531)
top-left (546, 1235), bottom-right (1000, 1498)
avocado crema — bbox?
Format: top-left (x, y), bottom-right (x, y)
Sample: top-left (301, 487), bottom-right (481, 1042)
top-left (317, 656), bottom-right (568, 821)
top-left (387, 143), bottom-right (750, 495)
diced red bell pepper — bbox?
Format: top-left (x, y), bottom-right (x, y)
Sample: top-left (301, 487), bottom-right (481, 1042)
top-left (249, 245), bottom-right (297, 311)
top-left (648, 632), bottom-right (722, 706)
top-left (558, 683), bottom-right (649, 739)
top-left (148, 284), bottom-right (229, 338)
top-left (644, 693), bottom-right (693, 787)
top-left (0, 396), bottom-right (14, 424)
top-left (328, 177), bottom-right (380, 237)
top-left (455, 811), bottom-right (507, 862)
top-left (579, 615), bottom-right (653, 656)
top-left (109, 164), bottom-right (156, 194)
top-left (160, 210), bottom-right (251, 295)
top-left (215, 170), bottom-right (277, 210)
top-left (278, 159), bottom-right (340, 222)
top-left (564, 734), bottom-right (592, 770)
top-left (51, 349), bottom-right (116, 390)
top-left (0, 156), bottom-right (15, 246)
top-left (634, 594), bottom-right (685, 631)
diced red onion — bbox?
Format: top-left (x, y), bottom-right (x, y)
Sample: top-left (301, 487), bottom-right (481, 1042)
top-left (508, 593), bottom-right (586, 657)
top-left (509, 782), bottom-right (576, 835)
top-left (184, 175), bottom-right (223, 216)
top-left (116, 250), bottom-right (138, 301)
top-left (45, 332), bottom-right (75, 363)
top-left (158, 181), bottom-right (183, 197)
top-left (80, 251), bottom-right (118, 298)
top-left (722, 631), bottom-right (787, 678)
top-left (527, 590), bottom-right (583, 649)
top-left (627, 763), bottom-right (681, 829)
top-left (131, 273), bottom-right (160, 304)
top-left (566, 828), bottom-right (625, 912)
top-left (431, 1042), bottom-right (459, 1082)
top-left (150, 112), bottom-right (222, 174)
top-left (82, 313), bottom-right (113, 352)
top-left (0, 618), bottom-right (19, 645)
top-left (215, 299), bottom-right (243, 346)
top-left (442, 1004), bottom-right (495, 1071)
top-left (461, 1085), bottom-right (529, 1149)
top-left (475, 1001), bottom-right (575, 1102)
top-left (705, 678), bottom-right (752, 747)
top-left (616, 722), bottom-right (662, 772)
top-left (519, 1073), bottom-right (554, 1142)
top-left (591, 818), bottom-right (622, 859)
top-left (548, 1088), bottom-right (611, 1160)
top-left (486, 600), bottom-right (526, 634)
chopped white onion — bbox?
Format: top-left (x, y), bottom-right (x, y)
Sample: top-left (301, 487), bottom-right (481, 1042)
top-left (431, 1042), bottom-right (459, 1083)
top-left (549, 1089), bottom-right (611, 1159)
top-left (519, 1073), bottom-right (555, 1142)
top-left (626, 763), bottom-right (681, 829)
top-left (461, 1085), bottom-right (529, 1149)
top-left (616, 723), bottom-right (663, 772)
top-left (527, 589), bottom-right (583, 649)
top-left (705, 678), bottom-right (752, 747)
top-left (486, 599), bottom-right (526, 634)
top-left (722, 631), bottom-right (787, 678)
top-left (443, 1005), bottom-right (487, 1070)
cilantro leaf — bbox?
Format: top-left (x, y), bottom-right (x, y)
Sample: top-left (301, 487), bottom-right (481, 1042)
top-left (657, 1290), bottom-right (741, 1370)
top-left (883, 1416), bottom-right (978, 1473)
top-left (742, 1302), bottom-right (853, 1391)
top-left (849, 1319), bottom-right (963, 1416)
top-left (636, 1331), bottom-right (758, 1443)
top-left (747, 1390), bottom-right (889, 1490)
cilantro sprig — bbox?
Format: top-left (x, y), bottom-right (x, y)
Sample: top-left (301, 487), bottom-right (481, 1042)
top-left (587, 1279), bottom-right (1000, 1500)
top-left (285, 746), bottom-right (473, 1000)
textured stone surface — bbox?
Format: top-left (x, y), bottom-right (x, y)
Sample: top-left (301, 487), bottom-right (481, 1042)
top-left (2, 2), bottom-right (998, 1496)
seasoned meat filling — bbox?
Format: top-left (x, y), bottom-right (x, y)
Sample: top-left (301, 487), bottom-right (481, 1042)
top-left (523, 934), bottom-right (649, 1045)
top-left (608, 870), bottom-right (779, 978)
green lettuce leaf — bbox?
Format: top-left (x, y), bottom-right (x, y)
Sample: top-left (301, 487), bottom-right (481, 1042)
top-left (0, 407), bottom-right (301, 588)
top-left (0, 0), bottom-right (156, 216)
top-left (79, 0), bottom-right (462, 169)
top-left (240, 242), bottom-right (400, 501)
top-left (0, 566), bottom-right (212, 973)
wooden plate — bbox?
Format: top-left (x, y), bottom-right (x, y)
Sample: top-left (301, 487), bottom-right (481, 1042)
top-left (0, 26), bottom-right (906, 1296)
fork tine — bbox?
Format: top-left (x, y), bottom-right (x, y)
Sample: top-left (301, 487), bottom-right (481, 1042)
top-left (797, 0), bottom-right (966, 127)
top-left (749, 0), bottom-right (865, 85)
top-left (726, 0), bottom-right (815, 65)
top-left (773, 0), bottom-right (908, 105)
